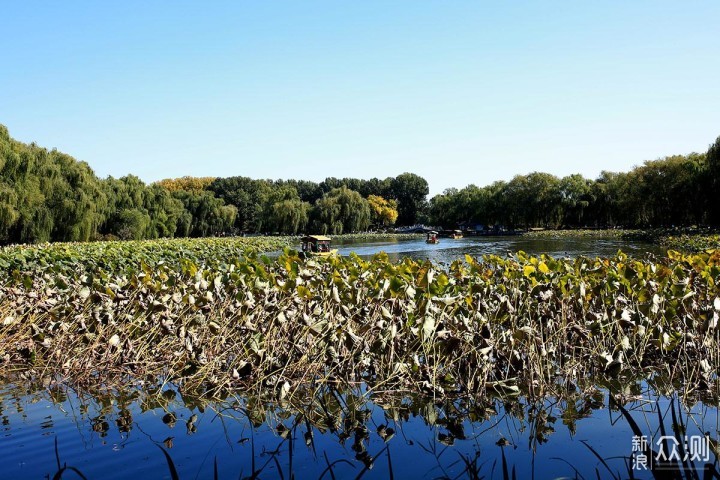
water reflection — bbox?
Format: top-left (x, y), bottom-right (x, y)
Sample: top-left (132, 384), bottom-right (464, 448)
top-left (0, 375), bottom-right (717, 479)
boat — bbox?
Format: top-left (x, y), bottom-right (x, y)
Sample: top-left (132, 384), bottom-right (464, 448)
top-left (301, 235), bottom-right (338, 257)
top-left (426, 231), bottom-right (439, 244)
top-left (439, 229), bottom-right (463, 239)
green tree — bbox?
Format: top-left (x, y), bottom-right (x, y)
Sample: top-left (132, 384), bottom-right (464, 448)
top-left (0, 181), bottom-right (19, 241)
top-left (102, 175), bottom-right (150, 238)
top-left (559, 174), bottom-right (593, 227)
top-left (46, 151), bottom-right (107, 241)
top-left (115, 208), bottom-right (151, 240)
top-left (144, 184), bottom-right (186, 238)
top-left (173, 190), bottom-right (237, 237)
top-left (285, 179), bottom-right (323, 204)
top-left (312, 186), bottom-right (370, 234)
top-left (208, 176), bottom-right (271, 232)
top-left (270, 199), bottom-right (310, 234)
top-left (389, 173), bottom-right (429, 226)
top-left (0, 125), bottom-right (107, 243)
top-left (261, 186), bottom-right (310, 234)
top-left (706, 137), bottom-right (720, 225)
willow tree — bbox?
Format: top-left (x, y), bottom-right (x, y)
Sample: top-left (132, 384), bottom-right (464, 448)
top-left (0, 181), bottom-right (19, 242)
top-left (103, 175), bottom-right (189, 239)
top-left (0, 128), bottom-right (19, 240)
top-left (208, 176), bottom-right (272, 232)
top-left (312, 186), bottom-right (370, 234)
top-left (46, 151), bottom-right (107, 242)
top-left (101, 175), bottom-right (150, 238)
top-left (172, 190), bottom-right (237, 237)
top-left (707, 137), bottom-right (720, 225)
top-left (144, 184), bottom-right (187, 238)
top-left (270, 199), bottom-right (310, 234)
top-left (558, 174), bottom-right (593, 227)
top-left (0, 125), bottom-right (107, 243)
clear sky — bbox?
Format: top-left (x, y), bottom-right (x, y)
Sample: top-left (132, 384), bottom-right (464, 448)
top-left (2, 1), bottom-right (718, 196)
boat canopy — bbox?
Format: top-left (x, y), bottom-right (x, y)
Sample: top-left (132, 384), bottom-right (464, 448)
top-left (304, 235), bottom-right (331, 242)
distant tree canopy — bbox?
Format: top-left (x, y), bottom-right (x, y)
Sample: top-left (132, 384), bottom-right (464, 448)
top-left (1, 123), bottom-right (720, 245)
top-left (428, 149), bottom-right (714, 230)
top-left (207, 173), bottom-right (424, 234)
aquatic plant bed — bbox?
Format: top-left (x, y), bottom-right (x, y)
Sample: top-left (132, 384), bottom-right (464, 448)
top-left (1, 239), bottom-right (719, 401)
top-left (523, 228), bottom-right (640, 239)
top-left (524, 228), bottom-right (720, 254)
top-left (319, 232), bottom-right (423, 243)
top-left (660, 234), bottom-right (720, 253)
top-left (0, 236), bottom-right (293, 275)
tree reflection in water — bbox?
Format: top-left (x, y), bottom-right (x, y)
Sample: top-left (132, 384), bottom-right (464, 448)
top-left (0, 375), bottom-right (718, 479)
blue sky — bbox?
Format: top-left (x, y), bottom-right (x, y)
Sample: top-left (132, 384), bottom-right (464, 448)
top-left (2, 1), bottom-right (719, 196)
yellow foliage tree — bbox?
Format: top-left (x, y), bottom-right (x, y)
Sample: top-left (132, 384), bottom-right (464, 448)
top-left (155, 176), bottom-right (216, 193)
top-left (367, 194), bottom-right (398, 227)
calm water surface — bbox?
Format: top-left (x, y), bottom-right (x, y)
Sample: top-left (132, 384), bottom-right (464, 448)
top-left (333, 235), bottom-right (665, 264)
top-left (1, 378), bottom-right (718, 479)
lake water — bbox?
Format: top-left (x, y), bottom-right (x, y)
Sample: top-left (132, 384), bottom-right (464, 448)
top-left (2, 236), bottom-right (715, 479)
top-left (333, 235), bottom-right (665, 264)
top-left (1, 377), bottom-right (718, 479)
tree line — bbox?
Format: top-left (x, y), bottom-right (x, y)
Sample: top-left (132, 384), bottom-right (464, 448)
top-left (194, 173), bottom-right (425, 235)
top-left (1, 122), bottom-right (719, 244)
top-left (429, 140), bottom-right (720, 230)
top-left (0, 124), bottom-right (427, 243)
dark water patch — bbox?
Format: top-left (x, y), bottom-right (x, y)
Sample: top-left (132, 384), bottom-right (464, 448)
top-left (0, 377), bottom-right (718, 479)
